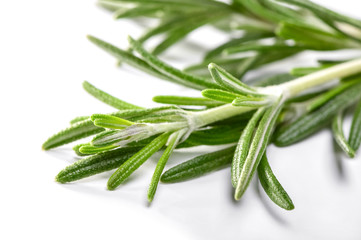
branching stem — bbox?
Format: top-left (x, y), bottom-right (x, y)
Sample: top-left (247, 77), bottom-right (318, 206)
top-left (192, 58), bottom-right (361, 128)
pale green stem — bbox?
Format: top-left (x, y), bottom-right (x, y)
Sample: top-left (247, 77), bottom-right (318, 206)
top-left (192, 104), bottom-right (254, 128)
top-left (151, 122), bottom-right (189, 134)
top-left (278, 57), bottom-right (361, 98)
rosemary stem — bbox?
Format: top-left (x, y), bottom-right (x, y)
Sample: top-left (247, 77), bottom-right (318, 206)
top-left (192, 104), bottom-right (254, 127)
top-left (152, 122), bottom-right (189, 134)
top-left (279, 57), bottom-right (361, 98)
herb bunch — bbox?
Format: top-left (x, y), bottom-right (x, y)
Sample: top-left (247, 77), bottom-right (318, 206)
top-left (43, 0), bottom-right (361, 209)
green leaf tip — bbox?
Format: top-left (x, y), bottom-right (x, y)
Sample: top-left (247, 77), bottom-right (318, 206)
top-left (147, 130), bottom-right (183, 202)
top-left (332, 112), bottom-right (356, 158)
top-left (161, 146), bottom-right (236, 183)
top-left (91, 113), bottom-right (134, 130)
top-left (349, 99), bottom-right (361, 152)
top-left (128, 34), bottom-right (219, 90)
top-left (83, 81), bottom-right (143, 110)
top-left (107, 132), bottom-right (170, 190)
top-left (42, 119), bottom-right (103, 150)
top-left (258, 154), bottom-right (295, 210)
top-left (55, 147), bottom-right (142, 183)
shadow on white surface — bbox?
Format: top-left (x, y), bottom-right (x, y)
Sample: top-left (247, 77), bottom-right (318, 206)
top-left (255, 177), bottom-right (290, 225)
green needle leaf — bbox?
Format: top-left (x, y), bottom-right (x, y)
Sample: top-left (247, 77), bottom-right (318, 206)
top-left (91, 130), bottom-right (121, 147)
top-left (73, 143), bottom-right (92, 156)
top-left (42, 119), bottom-right (103, 150)
top-left (235, 55), bottom-right (262, 79)
top-left (148, 130), bottom-right (183, 202)
top-left (184, 57), bottom-right (247, 78)
top-left (275, 0), bottom-right (361, 29)
top-left (185, 125), bottom-right (244, 146)
top-left (317, 59), bottom-right (348, 65)
top-left (186, 49), bottom-right (299, 80)
top-left (161, 146), bottom-right (236, 183)
top-left (136, 13), bottom-right (200, 46)
top-left (224, 43), bottom-right (305, 55)
top-left (91, 114), bottom-right (134, 129)
top-left (235, 96), bottom-right (284, 200)
top-left (258, 153), bottom-right (295, 210)
top-left (113, 6), bottom-right (160, 19)
top-left (99, 0), bottom-right (229, 9)
top-left (208, 63), bottom-right (261, 96)
top-left (128, 36), bottom-right (219, 90)
top-left (254, 73), bottom-right (296, 87)
top-left (56, 147), bottom-right (142, 183)
top-left (274, 82), bottom-right (361, 146)
top-left (240, 0), bottom-right (293, 23)
top-left (107, 132), bottom-right (170, 190)
top-left (151, 27), bottom-right (200, 56)
top-left (83, 81), bottom-right (143, 110)
top-left (290, 67), bottom-right (327, 77)
top-left (259, 0), bottom-right (302, 21)
top-left (151, 10), bottom-right (228, 55)
top-left (87, 35), bottom-right (170, 80)
top-left (202, 89), bottom-right (245, 103)
top-left (308, 78), bottom-right (361, 112)
top-left (349, 100), bottom-right (361, 152)
top-left (153, 95), bottom-right (222, 107)
top-left (204, 32), bottom-right (274, 60)
top-left (232, 107), bottom-right (265, 188)
top-left (332, 111), bottom-right (355, 158)
top-left (276, 21), bottom-right (359, 50)
top-left (286, 89), bottom-right (327, 104)
top-left (79, 144), bottom-right (118, 155)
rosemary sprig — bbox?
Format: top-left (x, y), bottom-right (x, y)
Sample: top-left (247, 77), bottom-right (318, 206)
top-left (44, 0), bottom-right (361, 210)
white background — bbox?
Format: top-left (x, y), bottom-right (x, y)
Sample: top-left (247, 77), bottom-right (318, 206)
top-left (1, 0), bottom-right (361, 239)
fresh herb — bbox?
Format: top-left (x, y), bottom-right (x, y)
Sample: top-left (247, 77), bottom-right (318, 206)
top-left (44, 0), bottom-right (361, 209)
